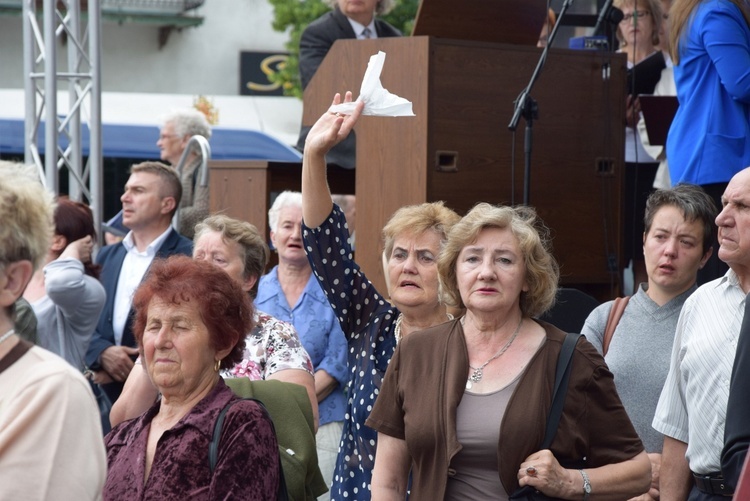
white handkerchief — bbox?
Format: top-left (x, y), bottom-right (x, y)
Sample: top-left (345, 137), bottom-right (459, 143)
top-left (329, 51), bottom-right (415, 117)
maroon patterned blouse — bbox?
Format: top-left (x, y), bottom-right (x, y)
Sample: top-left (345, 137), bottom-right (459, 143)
top-left (103, 379), bottom-right (279, 500)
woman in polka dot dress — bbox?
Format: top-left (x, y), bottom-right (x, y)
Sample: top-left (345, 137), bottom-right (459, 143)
top-left (301, 92), bottom-right (461, 499)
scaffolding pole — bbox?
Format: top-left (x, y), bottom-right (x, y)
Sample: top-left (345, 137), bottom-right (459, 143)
top-left (22, 0), bottom-right (103, 242)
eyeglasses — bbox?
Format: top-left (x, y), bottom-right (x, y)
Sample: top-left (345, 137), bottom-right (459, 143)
top-left (621, 10), bottom-right (651, 22)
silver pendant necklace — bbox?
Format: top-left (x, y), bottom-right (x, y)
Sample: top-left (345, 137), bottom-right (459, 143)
top-left (466, 317), bottom-right (523, 390)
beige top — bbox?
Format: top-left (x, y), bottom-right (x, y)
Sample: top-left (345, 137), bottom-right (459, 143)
top-left (0, 343), bottom-right (107, 500)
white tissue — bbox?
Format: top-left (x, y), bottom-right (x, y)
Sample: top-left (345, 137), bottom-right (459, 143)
top-left (329, 51), bottom-right (415, 117)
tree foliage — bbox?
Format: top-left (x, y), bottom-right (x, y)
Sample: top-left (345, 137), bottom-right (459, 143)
top-left (267, 0), bottom-right (419, 98)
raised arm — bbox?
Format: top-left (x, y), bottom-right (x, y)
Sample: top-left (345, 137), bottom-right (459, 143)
top-left (301, 92), bottom-right (364, 229)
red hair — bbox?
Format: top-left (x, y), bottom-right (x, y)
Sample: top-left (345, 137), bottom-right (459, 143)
top-left (132, 255), bottom-right (254, 369)
top-left (54, 197), bottom-right (101, 279)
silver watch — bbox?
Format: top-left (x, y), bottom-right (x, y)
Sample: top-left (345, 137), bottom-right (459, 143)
top-left (579, 469), bottom-right (591, 501)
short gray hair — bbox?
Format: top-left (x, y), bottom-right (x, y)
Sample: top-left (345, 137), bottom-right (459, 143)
top-left (268, 191), bottom-right (303, 233)
top-left (162, 109), bottom-right (212, 140)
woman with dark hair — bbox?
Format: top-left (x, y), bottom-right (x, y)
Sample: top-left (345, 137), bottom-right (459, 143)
top-left (104, 255), bottom-right (280, 499)
top-left (23, 197), bottom-right (105, 370)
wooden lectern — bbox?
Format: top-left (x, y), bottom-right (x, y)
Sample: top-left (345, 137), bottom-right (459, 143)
top-left (207, 2), bottom-right (627, 299)
top-left (209, 160), bottom-right (355, 239)
top-left (301, 33), bottom-right (627, 298)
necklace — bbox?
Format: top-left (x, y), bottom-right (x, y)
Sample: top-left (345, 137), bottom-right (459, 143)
top-left (466, 317), bottom-right (523, 389)
top-left (394, 312), bottom-right (454, 344)
top-left (0, 329), bottom-right (16, 345)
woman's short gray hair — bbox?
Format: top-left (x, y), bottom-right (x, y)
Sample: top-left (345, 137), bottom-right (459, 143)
top-left (268, 191), bottom-right (303, 233)
top-left (194, 214), bottom-right (270, 299)
top-left (438, 203), bottom-right (559, 318)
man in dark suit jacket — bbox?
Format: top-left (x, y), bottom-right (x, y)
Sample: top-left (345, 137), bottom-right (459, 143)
top-left (85, 162), bottom-right (193, 410)
top-left (296, 0), bottom-right (401, 169)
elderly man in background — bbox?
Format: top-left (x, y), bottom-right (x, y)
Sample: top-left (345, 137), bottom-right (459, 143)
top-left (156, 108), bottom-right (212, 239)
top-left (654, 166), bottom-right (750, 500)
top-left (0, 161), bottom-right (106, 499)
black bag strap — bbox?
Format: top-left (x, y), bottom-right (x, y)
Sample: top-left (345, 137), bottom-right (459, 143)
top-left (540, 332), bottom-right (580, 449)
top-left (209, 397), bottom-right (289, 501)
top-left (0, 338), bottom-right (32, 374)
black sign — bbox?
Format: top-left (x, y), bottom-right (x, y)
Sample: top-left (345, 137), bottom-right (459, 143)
top-left (239, 51), bottom-right (289, 96)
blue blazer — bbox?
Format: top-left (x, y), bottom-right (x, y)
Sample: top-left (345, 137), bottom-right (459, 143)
top-left (85, 228), bottom-right (192, 401)
top-left (666, 0), bottom-right (750, 186)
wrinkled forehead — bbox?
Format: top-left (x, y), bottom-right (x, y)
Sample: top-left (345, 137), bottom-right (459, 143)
top-left (392, 228), bottom-right (442, 252)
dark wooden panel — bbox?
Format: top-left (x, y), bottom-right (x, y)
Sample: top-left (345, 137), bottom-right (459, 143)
top-left (209, 160), bottom-right (355, 241)
top-left (289, 37), bottom-right (627, 296)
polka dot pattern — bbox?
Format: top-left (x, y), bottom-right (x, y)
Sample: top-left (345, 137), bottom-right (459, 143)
top-left (303, 205), bottom-right (399, 499)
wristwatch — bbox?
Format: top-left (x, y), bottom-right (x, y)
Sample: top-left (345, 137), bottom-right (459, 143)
top-left (579, 469), bottom-right (592, 501)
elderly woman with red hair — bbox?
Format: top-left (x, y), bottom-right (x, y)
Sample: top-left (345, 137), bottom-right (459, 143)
top-left (103, 256), bottom-right (280, 500)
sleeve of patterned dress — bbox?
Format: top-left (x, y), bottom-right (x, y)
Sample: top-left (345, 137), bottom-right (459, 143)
top-left (259, 313), bottom-right (315, 377)
top-left (302, 204), bottom-right (392, 338)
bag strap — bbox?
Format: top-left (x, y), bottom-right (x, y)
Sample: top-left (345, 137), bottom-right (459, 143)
top-left (209, 397), bottom-right (289, 501)
top-left (602, 296), bottom-right (630, 356)
top-left (0, 338), bottom-right (32, 374)
top-left (540, 332), bottom-right (580, 449)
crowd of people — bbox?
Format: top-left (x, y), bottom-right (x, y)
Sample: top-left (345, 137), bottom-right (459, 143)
top-left (1, 0), bottom-right (749, 499)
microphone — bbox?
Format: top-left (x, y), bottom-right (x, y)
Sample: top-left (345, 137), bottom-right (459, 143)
top-left (593, 0), bottom-right (616, 34)
top-left (610, 7), bottom-right (624, 24)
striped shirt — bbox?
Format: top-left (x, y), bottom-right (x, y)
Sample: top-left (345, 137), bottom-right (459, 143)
top-left (653, 269), bottom-right (746, 474)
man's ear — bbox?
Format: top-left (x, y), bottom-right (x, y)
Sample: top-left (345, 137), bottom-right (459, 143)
top-left (161, 196), bottom-right (177, 215)
top-left (0, 261), bottom-right (34, 308)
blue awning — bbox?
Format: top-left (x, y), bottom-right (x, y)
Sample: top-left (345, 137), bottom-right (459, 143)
top-left (0, 119), bottom-right (302, 162)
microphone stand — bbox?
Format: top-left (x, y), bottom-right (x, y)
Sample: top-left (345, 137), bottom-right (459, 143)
top-left (593, 0), bottom-right (624, 52)
top-left (508, 0), bottom-right (575, 205)
top-left (593, 0), bottom-right (616, 34)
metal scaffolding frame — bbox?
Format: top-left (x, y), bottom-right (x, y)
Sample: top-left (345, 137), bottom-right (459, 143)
top-left (22, 0), bottom-right (102, 238)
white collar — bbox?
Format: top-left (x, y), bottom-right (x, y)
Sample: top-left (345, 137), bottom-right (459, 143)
top-left (346, 16), bottom-right (376, 39)
top-left (122, 226), bottom-right (173, 255)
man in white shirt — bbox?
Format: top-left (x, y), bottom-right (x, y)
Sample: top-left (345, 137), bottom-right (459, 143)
top-left (653, 166), bottom-right (750, 500)
top-left (85, 162), bottom-right (193, 425)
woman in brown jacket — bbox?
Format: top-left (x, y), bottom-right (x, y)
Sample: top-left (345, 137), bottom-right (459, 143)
top-left (367, 203), bottom-right (651, 500)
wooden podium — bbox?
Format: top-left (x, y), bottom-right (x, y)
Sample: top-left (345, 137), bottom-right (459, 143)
top-left (209, 160), bottom-right (355, 239)
top-left (301, 37), bottom-right (627, 297)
